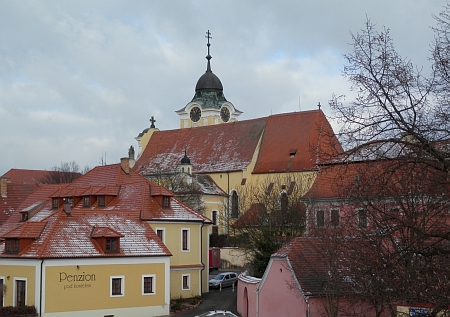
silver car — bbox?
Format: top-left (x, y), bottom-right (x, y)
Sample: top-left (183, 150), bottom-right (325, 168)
top-left (208, 272), bottom-right (238, 288)
top-left (196, 310), bottom-right (238, 317)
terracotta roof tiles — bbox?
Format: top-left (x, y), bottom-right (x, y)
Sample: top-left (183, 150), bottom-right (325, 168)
top-left (134, 110), bottom-right (342, 176)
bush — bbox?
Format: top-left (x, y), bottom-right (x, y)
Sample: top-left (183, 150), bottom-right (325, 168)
top-left (0, 305), bottom-right (37, 316)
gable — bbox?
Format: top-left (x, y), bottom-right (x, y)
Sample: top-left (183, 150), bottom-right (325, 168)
top-left (253, 110), bottom-right (343, 173)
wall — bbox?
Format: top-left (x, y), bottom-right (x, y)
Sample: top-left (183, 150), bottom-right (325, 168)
top-left (258, 258), bottom-right (306, 317)
top-left (220, 247), bottom-right (249, 269)
top-left (237, 274), bottom-right (260, 317)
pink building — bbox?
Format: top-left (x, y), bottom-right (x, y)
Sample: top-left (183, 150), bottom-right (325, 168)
top-left (237, 237), bottom-right (378, 317)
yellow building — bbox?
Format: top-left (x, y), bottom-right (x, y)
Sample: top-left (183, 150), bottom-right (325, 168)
top-left (0, 161), bottom-right (211, 315)
top-left (133, 39), bottom-right (342, 235)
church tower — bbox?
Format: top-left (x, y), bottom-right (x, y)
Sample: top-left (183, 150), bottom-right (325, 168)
top-left (176, 30), bottom-right (242, 128)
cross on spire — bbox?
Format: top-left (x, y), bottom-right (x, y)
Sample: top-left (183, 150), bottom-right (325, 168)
top-left (205, 30), bottom-right (212, 61)
top-left (150, 116), bottom-right (156, 128)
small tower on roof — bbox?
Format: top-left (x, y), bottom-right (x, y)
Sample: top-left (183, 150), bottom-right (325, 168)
top-left (179, 151), bottom-right (192, 175)
top-left (176, 30), bottom-right (242, 128)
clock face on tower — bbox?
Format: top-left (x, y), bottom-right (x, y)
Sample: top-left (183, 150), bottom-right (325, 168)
top-left (220, 107), bottom-right (230, 122)
top-left (190, 106), bottom-right (201, 122)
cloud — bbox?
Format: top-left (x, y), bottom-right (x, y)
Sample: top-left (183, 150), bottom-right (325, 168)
top-left (0, 0), bottom-right (447, 175)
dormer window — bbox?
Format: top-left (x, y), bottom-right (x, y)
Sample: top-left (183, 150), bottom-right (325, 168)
top-left (83, 196), bottom-right (90, 208)
top-left (98, 195), bottom-right (105, 207)
top-left (162, 196), bottom-right (170, 208)
top-left (21, 212), bottom-right (29, 222)
top-left (106, 238), bottom-right (119, 253)
top-left (52, 198), bottom-right (59, 209)
top-left (5, 238), bottom-right (19, 254)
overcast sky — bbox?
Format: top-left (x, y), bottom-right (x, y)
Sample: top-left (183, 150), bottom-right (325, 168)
top-left (0, 0), bottom-right (447, 176)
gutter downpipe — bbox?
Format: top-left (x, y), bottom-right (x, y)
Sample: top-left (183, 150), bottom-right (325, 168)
top-left (256, 289), bottom-right (259, 317)
top-left (307, 296), bottom-right (310, 317)
top-left (200, 222), bottom-right (205, 296)
top-left (39, 259), bottom-right (44, 316)
top-left (227, 171), bottom-right (230, 235)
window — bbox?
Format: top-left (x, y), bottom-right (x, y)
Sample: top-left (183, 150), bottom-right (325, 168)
top-left (265, 183), bottom-right (274, 195)
top-left (182, 274), bottom-right (190, 290)
top-left (0, 278), bottom-right (3, 307)
top-left (182, 229), bottom-right (190, 251)
top-left (52, 198), bottom-right (59, 209)
top-left (280, 192), bottom-right (288, 213)
top-left (357, 209), bottom-right (368, 229)
top-left (162, 196), bottom-right (170, 208)
top-left (15, 279), bottom-right (26, 307)
top-left (231, 191), bottom-right (239, 218)
top-left (98, 195), bottom-right (105, 207)
top-left (83, 196), bottom-right (90, 208)
top-left (142, 275), bottom-right (155, 295)
top-left (110, 276), bottom-right (124, 297)
top-left (330, 209), bottom-right (340, 227)
top-left (106, 239), bottom-right (118, 253)
top-left (5, 239), bottom-right (19, 254)
top-left (156, 228), bottom-right (165, 243)
top-left (316, 210), bottom-right (325, 227)
top-left (212, 210), bottom-right (218, 225)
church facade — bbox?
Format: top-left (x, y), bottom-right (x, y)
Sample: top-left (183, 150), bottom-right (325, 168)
top-left (133, 33), bottom-right (343, 236)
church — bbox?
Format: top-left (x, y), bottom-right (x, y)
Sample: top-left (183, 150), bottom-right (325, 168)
top-left (132, 32), bottom-right (343, 236)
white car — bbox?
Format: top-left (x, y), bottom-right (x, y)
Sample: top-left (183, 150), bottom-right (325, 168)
top-left (208, 272), bottom-right (238, 288)
top-left (196, 310), bottom-right (238, 317)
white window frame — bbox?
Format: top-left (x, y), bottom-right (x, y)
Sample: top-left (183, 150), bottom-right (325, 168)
top-left (181, 228), bottom-right (190, 252)
top-left (330, 208), bottom-right (340, 228)
top-left (156, 228), bottom-right (165, 244)
top-left (315, 209), bottom-right (325, 228)
top-left (182, 274), bottom-right (190, 290)
top-left (13, 278), bottom-right (27, 307)
top-left (142, 274), bottom-right (156, 296)
top-left (110, 276), bottom-right (125, 297)
top-left (356, 208), bottom-right (369, 229)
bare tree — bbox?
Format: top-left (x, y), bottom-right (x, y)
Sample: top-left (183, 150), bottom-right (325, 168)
top-left (232, 174), bottom-right (314, 277)
top-left (323, 7), bottom-right (450, 315)
top-left (41, 161), bottom-right (86, 184)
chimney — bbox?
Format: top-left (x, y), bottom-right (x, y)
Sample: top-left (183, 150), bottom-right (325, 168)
top-left (120, 157), bottom-right (130, 174)
top-left (128, 145), bottom-right (135, 168)
top-left (0, 177), bottom-right (7, 198)
top-left (63, 202), bottom-right (72, 216)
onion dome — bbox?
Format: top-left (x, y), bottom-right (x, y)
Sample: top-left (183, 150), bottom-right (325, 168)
top-left (181, 151), bottom-right (191, 164)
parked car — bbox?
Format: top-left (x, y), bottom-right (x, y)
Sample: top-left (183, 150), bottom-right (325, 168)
top-left (196, 310), bottom-right (238, 317)
top-left (208, 272), bottom-right (238, 288)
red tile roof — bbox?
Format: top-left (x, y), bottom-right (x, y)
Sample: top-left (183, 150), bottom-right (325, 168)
top-left (253, 111), bottom-right (342, 173)
top-left (1, 168), bottom-right (81, 184)
top-left (0, 183), bottom-right (39, 225)
top-left (2, 222), bottom-right (47, 239)
top-left (1, 169), bottom-right (52, 184)
top-left (134, 110), bottom-right (342, 175)
top-left (0, 163), bottom-right (210, 259)
top-left (272, 237), bottom-right (341, 296)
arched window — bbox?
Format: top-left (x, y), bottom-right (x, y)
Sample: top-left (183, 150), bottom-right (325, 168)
top-left (231, 191), bottom-right (239, 218)
top-left (280, 192), bottom-right (288, 213)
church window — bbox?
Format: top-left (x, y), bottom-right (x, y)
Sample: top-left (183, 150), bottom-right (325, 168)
top-left (280, 192), bottom-right (288, 213)
top-left (231, 191), bottom-right (239, 218)
top-left (265, 183), bottom-right (274, 195)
